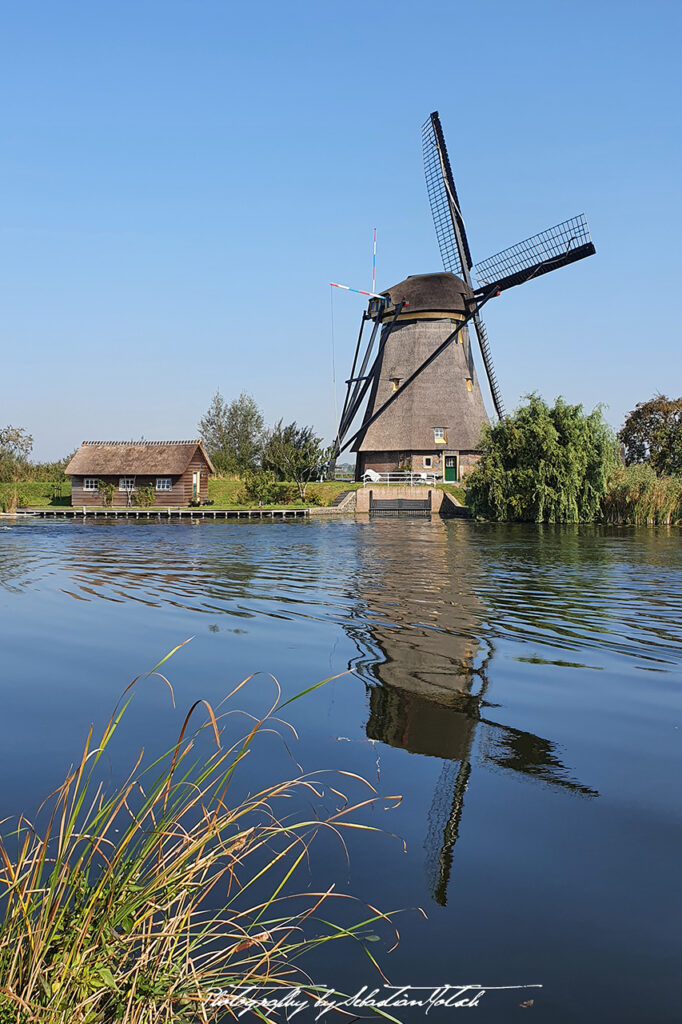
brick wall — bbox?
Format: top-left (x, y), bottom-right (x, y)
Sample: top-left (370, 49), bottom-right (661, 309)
top-left (411, 452), bottom-right (444, 475)
top-left (357, 452), bottom-right (402, 477)
top-left (458, 451), bottom-right (481, 479)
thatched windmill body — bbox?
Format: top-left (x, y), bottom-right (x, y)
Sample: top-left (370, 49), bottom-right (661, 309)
top-left (333, 112), bottom-right (596, 482)
top-left (353, 271), bottom-right (489, 481)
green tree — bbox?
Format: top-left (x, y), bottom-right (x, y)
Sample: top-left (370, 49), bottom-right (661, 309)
top-left (618, 394), bottom-right (682, 476)
top-left (0, 426), bottom-right (33, 482)
top-left (262, 421), bottom-right (332, 501)
top-left (467, 394), bottom-right (619, 523)
top-left (198, 391), bottom-right (264, 475)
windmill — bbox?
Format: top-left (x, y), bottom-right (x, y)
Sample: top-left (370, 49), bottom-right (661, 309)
top-left (332, 111), bottom-right (596, 482)
top-left (348, 521), bottom-right (597, 907)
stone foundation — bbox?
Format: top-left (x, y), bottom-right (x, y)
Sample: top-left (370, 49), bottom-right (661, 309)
top-left (355, 486), bottom-right (444, 513)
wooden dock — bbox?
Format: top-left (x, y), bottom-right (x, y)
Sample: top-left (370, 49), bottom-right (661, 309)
top-left (16, 507), bottom-right (310, 521)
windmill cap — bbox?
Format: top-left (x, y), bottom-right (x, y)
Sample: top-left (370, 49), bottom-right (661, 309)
top-left (380, 272), bottom-right (474, 317)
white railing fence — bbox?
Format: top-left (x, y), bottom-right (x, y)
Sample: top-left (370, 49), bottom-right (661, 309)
top-left (361, 471), bottom-right (441, 487)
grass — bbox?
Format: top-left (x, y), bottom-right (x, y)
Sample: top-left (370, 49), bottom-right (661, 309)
top-left (437, 483), bottom-right (468, 506)
top-left (0, 643), bottom-right (401, 1023)
top-left (601, 464), bottom-right (682, 525)
top-left (2, 480), bottom-right (362, 512)
top-left (207, 479), bottom-right (361, 509)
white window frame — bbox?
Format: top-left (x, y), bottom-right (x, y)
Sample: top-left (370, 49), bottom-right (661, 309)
top-left (155, 477), bottom-right (172, 491)
top-left (83, 477), bottom-right (99, 492)
top-left (423, 456), bottom-right (433, 468)
top-left (119, 476), bottom-right (136, 492)
top-left (433, 427), bottom-right (446, 443)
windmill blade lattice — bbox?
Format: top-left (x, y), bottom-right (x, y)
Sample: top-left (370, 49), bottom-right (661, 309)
top-left (421, 113), bottom-right (472, 278)
top-left (422, 112), bottom-right (505, 419)
top-left (475, 214), bottom-right (595, 293)
top-left (469, 313), bottom-right (505, 419)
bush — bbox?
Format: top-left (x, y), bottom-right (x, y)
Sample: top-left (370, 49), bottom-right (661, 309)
top-left (240, 468), bottom-right (280, 505)
top-left (98, 480), bottom-right (115, 507)
top-left (305, 488), bottom-right (326, 506)
top-left (133, 483), bottom-right (156, 508)
top-left (0, 486), bottom-right (31, 510)
top-left (2, 488), bottom-right (18, 513)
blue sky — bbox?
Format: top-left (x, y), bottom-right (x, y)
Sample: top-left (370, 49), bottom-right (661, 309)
top-left (2, 0), bottom-right (680, 459)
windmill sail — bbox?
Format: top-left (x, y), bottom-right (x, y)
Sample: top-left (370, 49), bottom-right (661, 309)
top-left (474, 214), bottom-right (596, 294)
top-left (421, 112), bottom-right (472, 277)
top-left (422, 112), bottom-right (505, 419)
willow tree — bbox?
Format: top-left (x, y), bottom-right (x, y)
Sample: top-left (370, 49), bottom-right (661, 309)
top-left (466, 394), bottom-right (619, 523)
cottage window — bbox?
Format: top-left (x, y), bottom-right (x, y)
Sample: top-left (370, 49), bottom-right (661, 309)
top-left (423, 456), bottom-right (433, 468)
top-left (433, 428), bottom-right (447, 443)
top-left (156, 477), bottom-right (172, 491)
top-left (83, 477), bottom-right (99, 491)
top-left (390, 377), bottom-right (402, 392)
top-left (119, 476), bottom-right (136, 492)
top-left (465, 378), bottom-right (473, 392)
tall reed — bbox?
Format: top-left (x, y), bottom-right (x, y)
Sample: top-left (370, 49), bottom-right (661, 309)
top-left (0, 642), bottom-right (400, 1023)
top-left (601, 464), bottom-right (682, 525)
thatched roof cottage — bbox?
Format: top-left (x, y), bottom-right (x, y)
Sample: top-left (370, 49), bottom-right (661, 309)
top-left (65, 441), bottom-right (214, 507)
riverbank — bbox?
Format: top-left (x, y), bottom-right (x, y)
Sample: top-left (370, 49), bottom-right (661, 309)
top-left (1, 480), bottom-right (465, 516)
top-left (0, 479), bottom-right (364, 512)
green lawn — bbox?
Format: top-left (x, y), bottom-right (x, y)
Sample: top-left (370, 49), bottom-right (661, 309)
top-left (208, 479), bottom-right (361, 508)
top-left (0, 482), bottom-right (71, 510)
top-left (437, 482), bottom-right (468, 506)
top-left (1, 479), bottom-right (361, 511)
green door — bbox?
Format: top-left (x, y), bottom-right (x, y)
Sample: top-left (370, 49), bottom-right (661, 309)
top-left (444, 455), bottom-right (458, 482)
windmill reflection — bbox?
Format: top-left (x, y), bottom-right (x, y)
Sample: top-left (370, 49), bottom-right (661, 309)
top-left (349, 519), bottom-right (596, 906)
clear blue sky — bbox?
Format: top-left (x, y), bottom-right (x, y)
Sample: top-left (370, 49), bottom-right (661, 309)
top-left (2, 0), bottom-right (680, 459)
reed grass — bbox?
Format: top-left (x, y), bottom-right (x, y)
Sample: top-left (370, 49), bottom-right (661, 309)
top-left (601, 464), bottom-right (682, 525)
top-left (0, 642), bottom-right (401, 1023)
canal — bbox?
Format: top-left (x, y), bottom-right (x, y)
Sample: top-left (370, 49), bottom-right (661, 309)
top-left (0, 517), bottom-right (680, 1021)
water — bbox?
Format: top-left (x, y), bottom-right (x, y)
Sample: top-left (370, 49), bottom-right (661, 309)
top-left (1, 517), bottom-right (681, 1021)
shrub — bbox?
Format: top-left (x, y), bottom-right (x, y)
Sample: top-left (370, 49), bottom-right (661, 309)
top-left (98, 480), bottom-right (115, 507)
top-left (305, 487), bottom-right (326, 506)
top-left (2, 488), bottom-right (18, 513)
top-left (240, 469), bottom-right (279, 505)
top-left (133, 483), bottom-right (156, 508)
